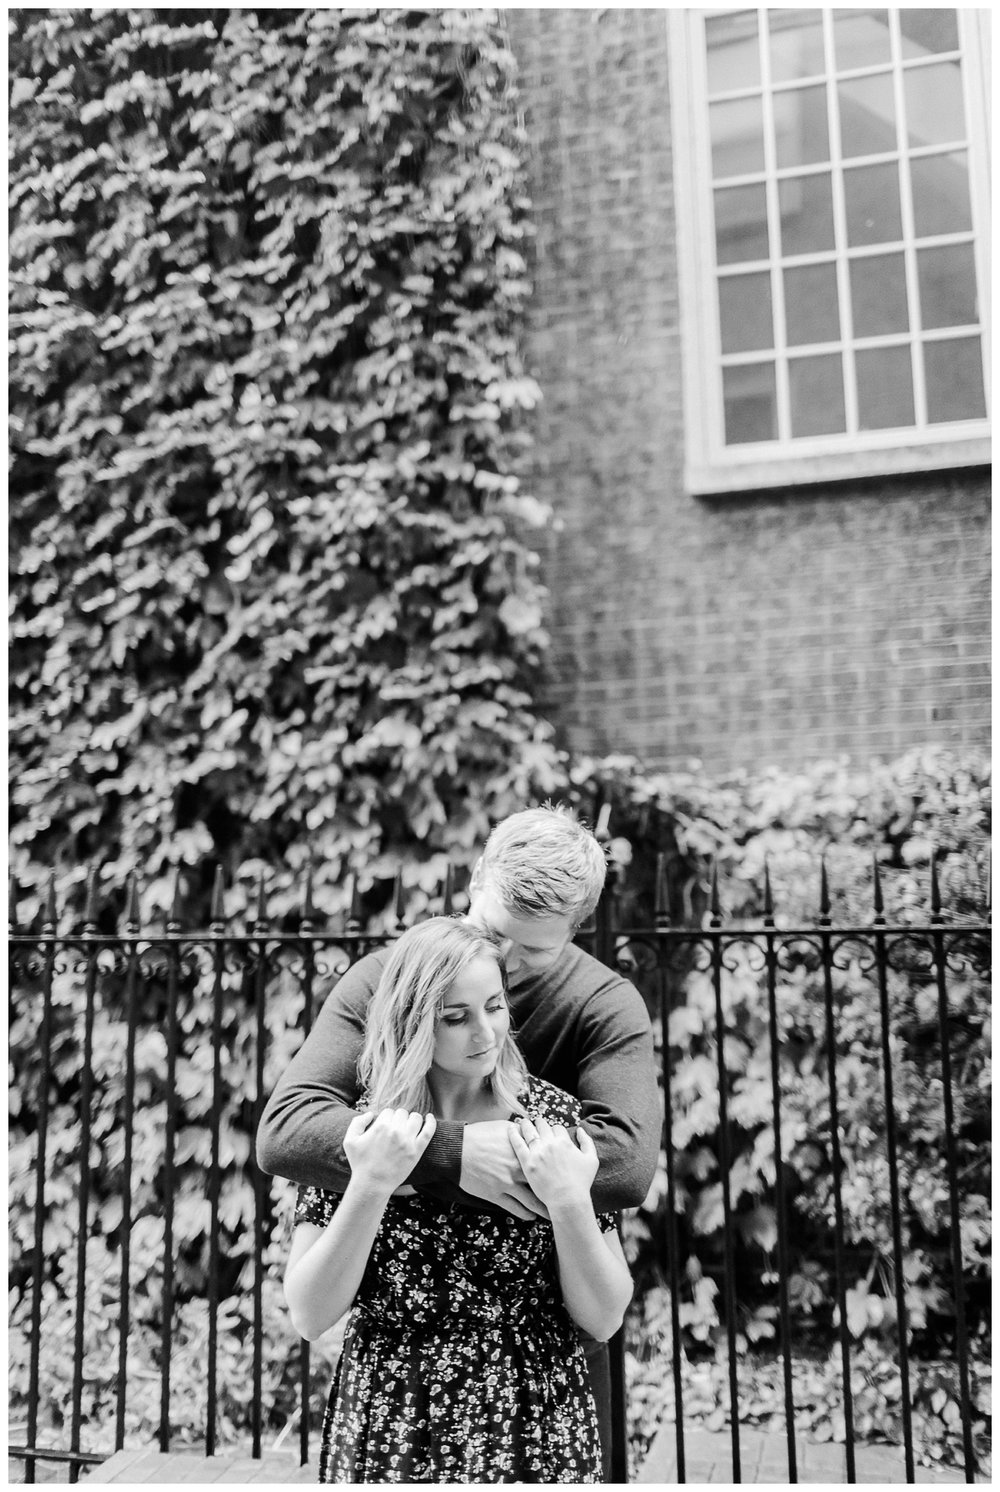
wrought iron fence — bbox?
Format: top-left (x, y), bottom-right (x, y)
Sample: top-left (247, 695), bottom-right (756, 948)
top-left (8, 854), bottom-right (989, 1484)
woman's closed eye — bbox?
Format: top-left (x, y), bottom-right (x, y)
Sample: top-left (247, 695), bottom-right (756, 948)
top-left (442, 1001), bottom-right (506, 1026)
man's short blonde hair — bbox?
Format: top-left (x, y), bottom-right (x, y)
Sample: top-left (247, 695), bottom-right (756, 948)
top-left (478, 804), bottom-right (608, 927)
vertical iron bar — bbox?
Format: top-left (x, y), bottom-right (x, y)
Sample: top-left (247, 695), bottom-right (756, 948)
top-left (251, 876), bottom-right (269, 1460)
top-left (929, 858), bottom-right (975, 1481)
top-left (709, 866), bottom-right (741, 1481)
top-left (70, 878), bottom-right (100, 1484)
top-left (655, 854), bottom-right (685, 1483)
top-left (298, 870), bottom-right (316, 1469)
top-left (159, 873), bottom-right (183, 1452)
top-left (114, 877), bottom-right (141, 1452)
top-left (762, 866), bottom-right (797, 1481)
top-left (871, 859), bottom-right (915, 1481)
top-left (818, 862), bottom-right (855, 1480)
top-left (206, 868), bottom-right (227, 1458)
top-left (25, 876), bottom-right (60, 1486)
top-left (595, 866), bottom-right (628, 1483)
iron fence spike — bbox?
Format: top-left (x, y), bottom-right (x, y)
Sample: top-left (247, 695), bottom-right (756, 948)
top-left (763, 861), bottom-right (774, 919)
top-left (301, 864), bottom-right (315, 926)
top-left (872, 854), bottom-right (884, 916)
top-left (124, 873), bottom-right (140, 929)
top-left (595, 801), bottom-right (612, 843)
top-left (9, 873), bottom-right (20, 931)
top-left (441, 862), bottom-right (454, 916)
top-left (169, 867), bottom-right (183, 928)
top-left (930, 852), bottom-right (942, 917)
top-left (709, 861), bottom-right (721, 921)
top-left (819, 858), bottom-right (831, 919)
top-left (347, 873), bottom-right (362, 932)
top-left (43, 873), bottom-right (58, 931)
top-left (392, 868), bottom-right (405, 923)
top-left (84, 865), bottom-right (101, 929)
top-left (210, 866), bottom-right (226, 924)
top-left (255, 871), bottom-right (268, 927)
top-left (654, 852), bottom-right (669, 924)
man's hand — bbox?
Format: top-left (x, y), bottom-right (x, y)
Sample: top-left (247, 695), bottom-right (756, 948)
top-left (507, 1116), bottom-right (599, 1210)
top-left (459, 1120), bottom-right (550, 1220)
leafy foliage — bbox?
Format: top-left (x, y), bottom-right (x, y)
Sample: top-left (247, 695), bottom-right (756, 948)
top-left (9, 6), bottom-right (562, 928)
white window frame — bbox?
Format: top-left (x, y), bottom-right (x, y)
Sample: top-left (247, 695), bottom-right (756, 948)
top-left (668, 7), bottom-right (992, 496)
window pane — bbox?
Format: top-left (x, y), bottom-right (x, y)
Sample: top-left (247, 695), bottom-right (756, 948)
top-left (789, 353), bottom-right (847, 435)
top-left (774, 84), bottom-right (830, 167)
top-left (832, 9), bottom-right (891, 71)
top-left (855, 345), bottom-right (915, 429)
top-left (917, 244), bottom-right (979, 329)
top-left (910, 151), bottom-right (972, 237)
top-left (904, 62), bottom-right (966, 149)
top-left (711, 96), bottom-right (766, 177)
top-left (785, 262), bottom-right (840, 345)
top-left (839, 73), bottom-right (898, 158)
top-left (723, 362), bottom-right (778, 443)
top-left (924, 337), bottom-right (986, 423)
top-left (706, 11), bottom-right (760, 95)
top-left (899, 10), bottom-right (960, 60)
top-left (719, 272), bottom-right (774, 352)
top-left (778, 172), bottom-right (835, 253)
top-left (715, 183), bottom-right (770, 264)
top-left (850, 253), bottom-right (909, 337)
top-left (844, 161), bottom-right (902, 244)
top-left (768, 9), bottom-right (826, 83)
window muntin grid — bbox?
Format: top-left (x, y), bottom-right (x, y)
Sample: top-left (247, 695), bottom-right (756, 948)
top-left (704, 7), bottom-right (987, 448)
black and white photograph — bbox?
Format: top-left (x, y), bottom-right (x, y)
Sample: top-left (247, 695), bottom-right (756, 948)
top-left (9, 6), bottom-right (991, 1486)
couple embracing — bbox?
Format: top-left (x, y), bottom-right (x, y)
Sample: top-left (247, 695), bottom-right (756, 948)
top-left (257, 806), bottom-right (660, 1484)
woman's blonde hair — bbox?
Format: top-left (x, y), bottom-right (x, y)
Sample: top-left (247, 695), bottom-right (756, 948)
top-left (357, 917), bottom-right (528, 1115)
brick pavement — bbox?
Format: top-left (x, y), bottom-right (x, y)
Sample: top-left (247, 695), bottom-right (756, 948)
top-left (637, 1424), bottom-right (975, 1484)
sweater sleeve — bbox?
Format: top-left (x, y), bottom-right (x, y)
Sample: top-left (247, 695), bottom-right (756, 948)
top-left (574, 975), bottom-right (661, 1214)
top-left (255, 953), bottom-right (465, 1193)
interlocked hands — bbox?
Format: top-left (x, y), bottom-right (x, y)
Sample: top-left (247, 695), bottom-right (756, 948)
top-left (344, 1109), bottom-right (437, 1195)
top-left (507, 1115), bottom-right (599, 1209)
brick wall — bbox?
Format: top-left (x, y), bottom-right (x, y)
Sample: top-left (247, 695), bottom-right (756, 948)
top-left (505, 9), bottom-right (991, 772)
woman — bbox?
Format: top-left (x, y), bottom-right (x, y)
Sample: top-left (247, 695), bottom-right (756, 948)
top-left (283, 917), bottom-right (633, 1484)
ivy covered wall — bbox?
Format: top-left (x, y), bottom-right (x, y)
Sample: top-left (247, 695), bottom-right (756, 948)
top-left (10, 7), bottom-right (563, 923)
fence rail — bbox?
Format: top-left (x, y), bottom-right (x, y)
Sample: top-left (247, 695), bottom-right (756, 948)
top-left (8, 854), bottom-right (989, 1484)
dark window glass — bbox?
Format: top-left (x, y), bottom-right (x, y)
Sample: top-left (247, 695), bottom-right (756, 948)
top-left (706, 10), bottom-right (761, 95)
top-left (917, 243), bottom-right (979, 329)
top-left (832, 9), bottom-right (891, 71)
top-left (789, 353), bottom-right (847, 435)
top-left (855, 344), bottom-right (915, 428)
top-left (904, 62), bottom-right (966, 149)
top-left (924, 337), bottom-right (986, 422)
top-left (899, 9), bottom-right (960, 60)
top-left (719, 271), bottom-right (774, 353)
top-left (910, 151), bottom-right (972, 237)
top-left (774, 84), bottom-right (830, 167)
top-left (711, 96), bottom-right (766, 177)
top-left (784, 262), bottom-right (841, 345)
top-left (850, 253), bottom-right (909, 337)
top-left (714, 183), bottom-right (770, 264)
top-left (768, 8), bottom-right (826, 83)
top-left (839, 73), bottom-right (898, 157)
top-left (778, 172), bottom-right (836, 253)
top-left (844, 161), bottom-right (902, 245)
top-left (723, 362), bottom-right (778, 443)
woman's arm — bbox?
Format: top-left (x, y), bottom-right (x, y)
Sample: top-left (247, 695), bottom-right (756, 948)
top-left (508, 1117), bottom-right (633, 1343)
top-left (283, 1109), bottom-right (436, 1340)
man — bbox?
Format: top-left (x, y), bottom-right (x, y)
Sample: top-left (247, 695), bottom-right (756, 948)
top-left (257, 804), bottom-right (661, 1478)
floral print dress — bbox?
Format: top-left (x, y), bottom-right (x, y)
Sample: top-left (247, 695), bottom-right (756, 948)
top-left (294, 1077), bottom-right (615, 1484)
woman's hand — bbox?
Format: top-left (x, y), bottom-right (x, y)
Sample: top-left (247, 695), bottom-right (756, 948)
top-left (507, 1115), bottom-right (599, 1210)
top-left (343, 1109), bottom-right (436, 1196)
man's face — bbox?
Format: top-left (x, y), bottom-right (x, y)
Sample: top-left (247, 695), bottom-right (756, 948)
top-left (466, 881), bottom-right (576, 988)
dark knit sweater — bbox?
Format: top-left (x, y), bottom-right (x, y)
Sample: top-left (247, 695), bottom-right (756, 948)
top-left (256, 941), bottom-right (660, 1214)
